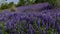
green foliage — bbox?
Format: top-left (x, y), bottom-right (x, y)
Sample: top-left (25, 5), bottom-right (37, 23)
top-left (8, 2), bottom-right (14, 8)
top-left (16, 0), bottom-right (25, 7)
top-left (16, 0), bottom-right (36, 7)
top-left (35, 0), bottom-right (55, 5)
top-left (0, 22), bottom-right (8, 34)
top-left (16, 0), bottom-right (56, 7)
top-left (54, 0), bottom-right (60, 8)
top-left (0, 3), bottom-right (8, 10)
top-left (0, 2), bottom-right (16, 11)
top-left (0, 0), bottom-right (60, 10)
top-left (27, 0), bottom-right (35, 5)
top-left (46, 0), bottom-right (56, 7)
top-left (8, 2), bottom-right (16, 12)
top-left (35, 0), bottom-right (45, 3)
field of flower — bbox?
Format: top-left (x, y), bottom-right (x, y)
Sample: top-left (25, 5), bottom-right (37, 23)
top-left (0, 2), bottom-right (60, 34)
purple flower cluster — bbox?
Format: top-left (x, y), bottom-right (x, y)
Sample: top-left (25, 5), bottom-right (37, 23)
top-left (0, 2), bottom-right (60, 34)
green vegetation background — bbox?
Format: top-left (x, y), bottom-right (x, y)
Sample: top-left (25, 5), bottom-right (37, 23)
top-left (0, 0), bottom-right (60, 11)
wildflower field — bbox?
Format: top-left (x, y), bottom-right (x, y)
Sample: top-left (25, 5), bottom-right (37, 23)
top-left (0, 0), bottom-right (60, 34)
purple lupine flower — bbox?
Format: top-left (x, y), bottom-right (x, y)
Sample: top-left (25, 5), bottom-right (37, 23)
top-left (20, 15), bottom-right (26, 20)
top-left (43, 31), bottom-right (47, 34)
top-left (28, 24), bottom-right (34, 34)
top-left (0, 30), bottom-right (2, 34)
top-left (37, 18), bottom-right (40, 27)
top-left (0, 13), bottom-right (4, 21)
top-left (45, 22), bottom-right (49, 31)
top-left (57, 25), bottom-right (60, 33)
top-left (42, 19), bottom-right (45, 27)
top-left (51, 19), bottom-right (56, 28)
top-left (6, 20), bottom-right (15, 29)
top-left (21, 31), bottom-right (25, 34)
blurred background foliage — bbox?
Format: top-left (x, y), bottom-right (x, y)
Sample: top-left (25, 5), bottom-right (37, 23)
top-left (0, 0), bottom-right (60, 11)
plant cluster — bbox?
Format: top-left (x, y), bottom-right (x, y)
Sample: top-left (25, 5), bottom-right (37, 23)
top-left (0, 2), bottom-right (60, 34)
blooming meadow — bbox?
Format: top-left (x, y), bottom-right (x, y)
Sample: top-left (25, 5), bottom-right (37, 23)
top-left (0, 2), bottom-right (60, 34)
